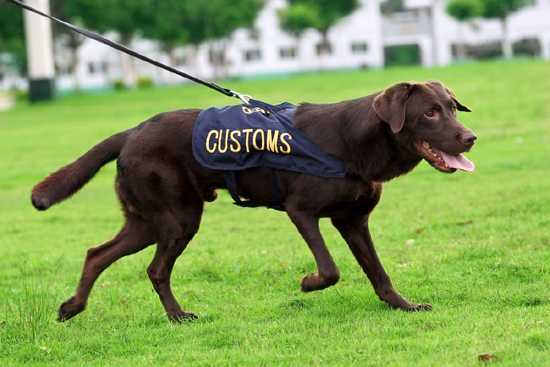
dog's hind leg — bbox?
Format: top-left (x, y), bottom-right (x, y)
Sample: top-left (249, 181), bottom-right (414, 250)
top-left (58, 211), bottom-right (156, 321)
top-left (286, 209), bottom-right (340, 292)
top-left (146, 204), bottom-right (203, 322)
top-left (331, 215), bottom-right (432, 311)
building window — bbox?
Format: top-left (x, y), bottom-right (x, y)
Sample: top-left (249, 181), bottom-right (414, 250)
top-left (351, 42), bottom-right (368, 53)
top-left (59, 65), bottom-right (73, 75)
top-left (209, 50), bottom-right (225, 66)
top-left (387, 9), bottom-right (419, 22)
top-left (280, 46), bottom-right (296, 59)
top-left (316, 43), bottom-right (332, 55)
top-left (249, 28), bottom-right (260, 41)
top-left (175, 56), bottom-right (187, 67)
top-left (88, 62), bottom-right (96, 74)
top-left (245, 49), bottom-right (262, 62)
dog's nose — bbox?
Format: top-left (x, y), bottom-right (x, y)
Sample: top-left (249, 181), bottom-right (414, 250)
top-left (460, 132), bottom-right (477, 146)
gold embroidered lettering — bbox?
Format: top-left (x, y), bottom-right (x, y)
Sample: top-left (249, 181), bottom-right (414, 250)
top-left (230, 130), bottom-right (241, 152)
top-left (242, 106), bottom-right (267, 115)
top-left (218, 129), bottom-right (229, 153)
top-left (266, 129), bottom-right (279, 153)
top-left (242, 129), bottom-right (253, 152)
top-left (280, 133), bottom-right (292, 154)
top-left (253, 129), bottom-right (265, 151)
top-left (206, 130), bottom-right (218, 153)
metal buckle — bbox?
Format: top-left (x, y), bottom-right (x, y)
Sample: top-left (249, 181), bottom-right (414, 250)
top-left (231, 91), bottom-right (253, 104)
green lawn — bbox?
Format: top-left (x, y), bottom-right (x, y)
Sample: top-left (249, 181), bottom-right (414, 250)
top-left (1, 60), bottom-right (549, 366)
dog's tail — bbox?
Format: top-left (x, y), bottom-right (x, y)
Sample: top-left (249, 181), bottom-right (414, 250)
top-left (31, 128), bottom-right (133, 211)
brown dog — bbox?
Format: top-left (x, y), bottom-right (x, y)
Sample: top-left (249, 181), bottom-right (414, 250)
top-left (32, 80), bottom-right (476, 322)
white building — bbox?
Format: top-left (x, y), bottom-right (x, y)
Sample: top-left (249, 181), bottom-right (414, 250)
top-left (3, 0), bottom-right (549, 93)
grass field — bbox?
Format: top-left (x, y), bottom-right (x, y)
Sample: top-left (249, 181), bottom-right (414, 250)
top-left (0, 60), bottom-right (549, 366)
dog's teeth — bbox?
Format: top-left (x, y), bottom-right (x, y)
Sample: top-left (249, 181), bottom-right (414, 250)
top-left (422, 142), bottom-right (430, 149)
top-left (428, 149), bottom-right (433, 153)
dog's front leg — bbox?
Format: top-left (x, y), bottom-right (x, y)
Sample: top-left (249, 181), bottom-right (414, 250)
top-left (332, 216), bottom-right (432, 311)
top-left (286, 209), bottom-right (340, 291)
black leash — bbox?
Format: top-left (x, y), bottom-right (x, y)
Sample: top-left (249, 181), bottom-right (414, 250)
top-left (3, 0), bottom-right (251, 103)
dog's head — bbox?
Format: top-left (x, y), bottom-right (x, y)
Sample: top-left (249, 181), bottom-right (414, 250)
top-left (373, 80), bottom-right (476, 173)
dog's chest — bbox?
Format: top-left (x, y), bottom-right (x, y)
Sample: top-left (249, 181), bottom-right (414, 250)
top-left (313, 178), bottom-right (381, 215)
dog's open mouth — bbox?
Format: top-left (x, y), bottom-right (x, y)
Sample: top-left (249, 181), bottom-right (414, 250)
top-left (413, 140), bottom-right (475, 173)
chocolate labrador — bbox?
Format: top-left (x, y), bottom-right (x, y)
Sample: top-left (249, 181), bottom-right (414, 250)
top-left (32, 80), bottom-right (476, 322)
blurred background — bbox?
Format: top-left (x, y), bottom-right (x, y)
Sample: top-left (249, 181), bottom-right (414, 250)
top-left (0, 0), bottom-right (549, 105)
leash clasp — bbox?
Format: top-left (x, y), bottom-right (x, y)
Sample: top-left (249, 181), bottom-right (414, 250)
top-left (231, 91), bottom-right (253, 104)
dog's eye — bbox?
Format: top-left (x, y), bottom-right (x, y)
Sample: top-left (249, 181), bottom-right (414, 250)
top-left (425, 110), bottom-right (436, 118)
top-left (451, 106), bottom-right (456, 115)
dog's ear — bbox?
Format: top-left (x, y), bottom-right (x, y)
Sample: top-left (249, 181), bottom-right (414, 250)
top-left (427, 80), bottom-right (472, 112)
top-left (446, 88), bottom-right (472, 112)
top-left (373, 82), bottom-right (415, 133)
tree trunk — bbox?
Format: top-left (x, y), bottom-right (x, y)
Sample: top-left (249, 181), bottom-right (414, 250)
top-left (121, 53), bottom-right (134, 87)
top-left (221, 40), bottom-right (228, 80)
top-left (319, 28), bottom-right (331, 70)
top-left (295, 35), bottom-right (304, 72)
top-left (164, 46), bottom-right (177, 86)
top-left (69, 46), bottom-right (80, 93)
top-left (68, 33), bottom-right (83, 93)
top-left (120, 34), bottom-right (135, 87)
top-left (319, 28), bottom-right (331, 55)
top-left (187, 46), bottom-right (197, 78)
top-left (210, 42), bottom-right (222, 80)
top-left (500, 16), bottom-right (513, 59)
top-left (456, 22), bottom-right (467, 61)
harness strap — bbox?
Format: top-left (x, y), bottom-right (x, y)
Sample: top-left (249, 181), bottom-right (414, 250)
top-left (222, 170), bottom-right (285, 211)
top-left (267, 168), bottom-right (285, 211)
top-left (223, 171), bottom-right (255, 208)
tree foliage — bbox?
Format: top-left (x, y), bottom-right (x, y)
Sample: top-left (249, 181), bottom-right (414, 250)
top-left (0, 0), bottom-right (264, 83)
top-left (278, 3), bottom-right (321, 38)
top-left (134, 0), bottom-right (260, 81)
top-left (184, 0), bottom-right (264, 43)
top-left (140, 0), bottom-right (194, 52)
top-left (479, 0), bottom-right (530, 58)
top-left (174, 0), bottom-right (264, 78)
top-left (62, 0), bottom-right (151, 44)
top-left (286, 0), bottom-right (359, 34)
top-left (280, 0), bottom-right (359, 54)
top-left (0, 2), bottom-right (26, 74)
top-left (446, 0), bottom-right (483, 22)
top-left (479, 0), bottom-right (528, 19)
top-left (446, 0), bottom-right (484, 60)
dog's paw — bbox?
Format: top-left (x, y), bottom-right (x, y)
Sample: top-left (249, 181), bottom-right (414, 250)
top-left (378, 288), bottom-right (433, 312)
top-left (168, 311), bottom-right (199, 323)
top-left (57, 297), bottom-right (86, 322)
top-left (300, 274), bottom-right (321, 292)
top-left (300, 273), bottom-right (339, 292)
top-left (393, 301), bottom-right (433, 312)
top-left (408, 302), bottom-right (433, 311)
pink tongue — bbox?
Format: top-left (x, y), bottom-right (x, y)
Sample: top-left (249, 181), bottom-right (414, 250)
top-left (439, 151), bottom-right (475, 172)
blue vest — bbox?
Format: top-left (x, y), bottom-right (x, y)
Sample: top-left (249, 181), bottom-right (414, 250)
top-left (192, 99), bottom-right (346, 209)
